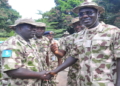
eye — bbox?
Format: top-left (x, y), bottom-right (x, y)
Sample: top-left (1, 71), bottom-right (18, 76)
top-left (87, 11), bottom-right (93, 15)
top-left (79, 12), bottom-right (84, 17)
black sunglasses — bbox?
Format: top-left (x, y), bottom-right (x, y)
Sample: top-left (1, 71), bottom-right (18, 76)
top-left (79, 11), bottom-right (94, 17)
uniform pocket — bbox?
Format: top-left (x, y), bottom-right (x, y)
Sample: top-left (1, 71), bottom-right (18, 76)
top-left (91, 39), bottom-right (114, 81)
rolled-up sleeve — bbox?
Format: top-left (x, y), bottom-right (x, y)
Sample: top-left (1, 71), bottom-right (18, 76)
top-left (1, 44), bottom-right (23, 78)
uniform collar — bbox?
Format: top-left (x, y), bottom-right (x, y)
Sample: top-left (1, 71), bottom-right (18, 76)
top-left (15, 34), bottom-right (31, 46)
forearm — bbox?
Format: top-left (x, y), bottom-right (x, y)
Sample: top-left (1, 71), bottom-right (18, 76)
top-left (5, 68), bottom-right (41, 79)
top-left (116, 58), bottom-right (120, 85)
top-left (57, 57), bottom-right (62, 66)
top-left (46, 55), bottom-right (49, 66)
top-left (51, 57), bottom-right (77, 74)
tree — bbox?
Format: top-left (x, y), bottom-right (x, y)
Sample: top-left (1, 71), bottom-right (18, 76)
top-left (36, 0), bottom-right (84, 36)
top-left (0, 0), bottom-right (20, 33)
top-left (93, 0), bottom-right (120, 28)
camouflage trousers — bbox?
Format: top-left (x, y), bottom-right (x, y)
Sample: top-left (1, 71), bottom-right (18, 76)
top-left (42, 78), bottom-right (58, 86)
top-left (76, 80), bottom-right (115, 86)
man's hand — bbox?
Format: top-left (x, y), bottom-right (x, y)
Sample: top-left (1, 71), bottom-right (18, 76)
top-left (39, 70), bottom-right (54, 80)
top-left (50, 43), bottom-right (66, 58)
top-left (51, 43), bottom-right (59, 54)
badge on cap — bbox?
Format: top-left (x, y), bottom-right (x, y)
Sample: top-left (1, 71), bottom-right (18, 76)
top-left (1, 50), bottom-right (12, 58)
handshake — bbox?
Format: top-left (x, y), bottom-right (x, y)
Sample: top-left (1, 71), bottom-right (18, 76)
top-left (40, 70), bottom-right (57, 81)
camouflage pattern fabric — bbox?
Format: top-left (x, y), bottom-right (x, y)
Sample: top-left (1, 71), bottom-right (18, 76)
top-left (0, 35), bottom-right (48, 86)
top-left (35, 37), bottom-right (57, 86)
top-left (68, 22), bottom-right (120, 86)
top-left (59, 35), bottom-right (79, 86)
top-left (49, 39), bottom-right (60, 70)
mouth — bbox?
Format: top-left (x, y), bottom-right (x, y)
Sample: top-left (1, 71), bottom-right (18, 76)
top-left (83, 19), bottom-right (91, 23)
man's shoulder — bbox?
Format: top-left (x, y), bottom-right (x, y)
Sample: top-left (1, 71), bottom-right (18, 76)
top-left (1, 36), bottom-right (22, 51)
top-left (2, 36), bottom-right (17, 45)
top-left (101, 22), bottom-right (120, 31)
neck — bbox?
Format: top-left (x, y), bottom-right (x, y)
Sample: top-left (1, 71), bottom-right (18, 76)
top-left (88, 21), bottom-right (99, 29)
top-left (23, 37), bottom-right (30, 43)
top-left (36, 36), bottom-right (42, 39)
top-left (20, 36), bottom-right (30, 44)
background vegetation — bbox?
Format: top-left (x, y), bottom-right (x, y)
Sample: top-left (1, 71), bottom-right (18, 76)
top-left (0, 0), bottom-right (120, 40)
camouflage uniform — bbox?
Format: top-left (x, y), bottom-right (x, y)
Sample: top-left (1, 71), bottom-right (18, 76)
top-left (49, 39), bottom-right (60, 70)
top-left (0, 35), bottom-right (48, 86)
top-left (59, 35), bottom-right (79, 86)
top-left (68, 22), bottom-right (120, 86)
top-left (35, 36), bottom-right (57, 86)
top-left (49, 39), bottom-right (60, 85)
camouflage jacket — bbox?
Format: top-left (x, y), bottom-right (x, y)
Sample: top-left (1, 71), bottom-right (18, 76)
top-left (0, 35), bottom-right (48, 86)
top-left (59, 35), bottom-right (79, 86)
top-left (35, 36), bottom-right (58, 70)
top-left (67, 22), bottom-right (120, 86)
top-left (34, 37), bottom-right (57, 86)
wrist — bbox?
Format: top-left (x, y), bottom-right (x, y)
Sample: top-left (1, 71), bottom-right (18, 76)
top-left (50, 71), bottom-right (57, 76)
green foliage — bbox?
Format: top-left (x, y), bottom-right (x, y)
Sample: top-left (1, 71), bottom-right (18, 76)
top-left (93, 0), bottom-right (120, 28)
top-left (0, 0), bottom-right (20, 34)
top-left (36, 0), bottom-right (84, 37)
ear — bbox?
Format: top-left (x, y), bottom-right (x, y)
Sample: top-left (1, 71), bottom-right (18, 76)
top-left (15, 26), bottom-right (22, 34)
top-left (98, 12), bottom-right (100, 18)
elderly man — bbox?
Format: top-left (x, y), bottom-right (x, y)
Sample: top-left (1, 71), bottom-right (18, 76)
top-left (0, 19), bottom-right (52, 86)
top-left (34, 22), bottom-right (60, 86)
top-left (49, 2), bottom-right (120, 86)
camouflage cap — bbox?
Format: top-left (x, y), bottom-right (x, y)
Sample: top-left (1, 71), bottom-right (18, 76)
top-left (73, 2), bottom-right (105, 14)
top-left (36, 22), bottom-right (46, 27)
top-left (63, 31), bottom-right (69, 35)
top-left (9, 18), bottom-right (37, 28)
top-left (69, 17), bottom-right (80, 26)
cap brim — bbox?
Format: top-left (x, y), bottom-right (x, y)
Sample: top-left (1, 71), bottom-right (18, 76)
top-left (69, 23), bottom-right (73, 26)
top-left (73, 5), bottom-right (105, 14)
top-left (9, 22), bottom-right (38, 29)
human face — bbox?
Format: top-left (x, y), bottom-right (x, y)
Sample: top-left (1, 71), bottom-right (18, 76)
top-left (45, 34), bottom-right (54, 41)
top-left (19, 24), bottom-right (36, 39)
top-left (35, 27), bottom-right (45, 38)
top-left (72, 21), bottom-right (82, 32)
top-left (79, 7), bottom-right (99, 28)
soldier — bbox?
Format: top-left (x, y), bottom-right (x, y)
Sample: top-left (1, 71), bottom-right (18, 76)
top-left (69, 17), bottom-right (84, 33)
top-left (44, 31), bottom-right (61, 68)
top-left (51, 17), bottom-right (84, 86)
top-left (0, 18), bottom-right (52, 86)
top-left (49, 1), bottom-right (120, 86)
top-left (34, 22), bottom-right (58, 86)
top-left (62, 31), bottom-right (70, 37)
top-left (44, 31), bottom-right (62, 85)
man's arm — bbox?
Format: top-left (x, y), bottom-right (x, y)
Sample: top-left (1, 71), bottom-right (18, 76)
top-left (57, 57), bottom-right (62, 66)
top-left (116, 58), bottom-right (120, 85)
top-left (51, 43), bottom-right (66, 58)
top-left (5, 68), bottom-right (52, 80)
top-left (49, 56), bottom-right (78, 75)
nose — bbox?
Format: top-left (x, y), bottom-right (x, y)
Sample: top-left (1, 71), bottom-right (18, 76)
top-left (33, 27), bottom-right (37, 31)
top-left (83, 13), bottom-right (89, 17)
top-left (76, 25), bottom-right (80, 28)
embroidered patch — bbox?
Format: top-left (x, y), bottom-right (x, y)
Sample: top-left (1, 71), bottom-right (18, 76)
top-left (1, 50), bottom-right (12, 58)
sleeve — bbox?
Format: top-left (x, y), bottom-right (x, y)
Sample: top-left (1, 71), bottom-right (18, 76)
top-left (59, 37), bottom-right (67, 51)
top-left (68, 34), bottom-right (80, 59)
top-left (113, 29), bottom-right (120, 59)
top-left (68, 43), bottom-right (80, 59)
top-left (0, 44), bottom-right (23, 77)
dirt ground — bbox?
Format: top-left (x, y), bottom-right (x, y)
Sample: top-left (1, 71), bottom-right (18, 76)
top-left (56, 70), bottom-right (68, 86)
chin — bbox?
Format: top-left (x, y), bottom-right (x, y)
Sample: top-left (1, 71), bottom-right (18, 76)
top-left (84, 23), bottom-right (92, 28)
